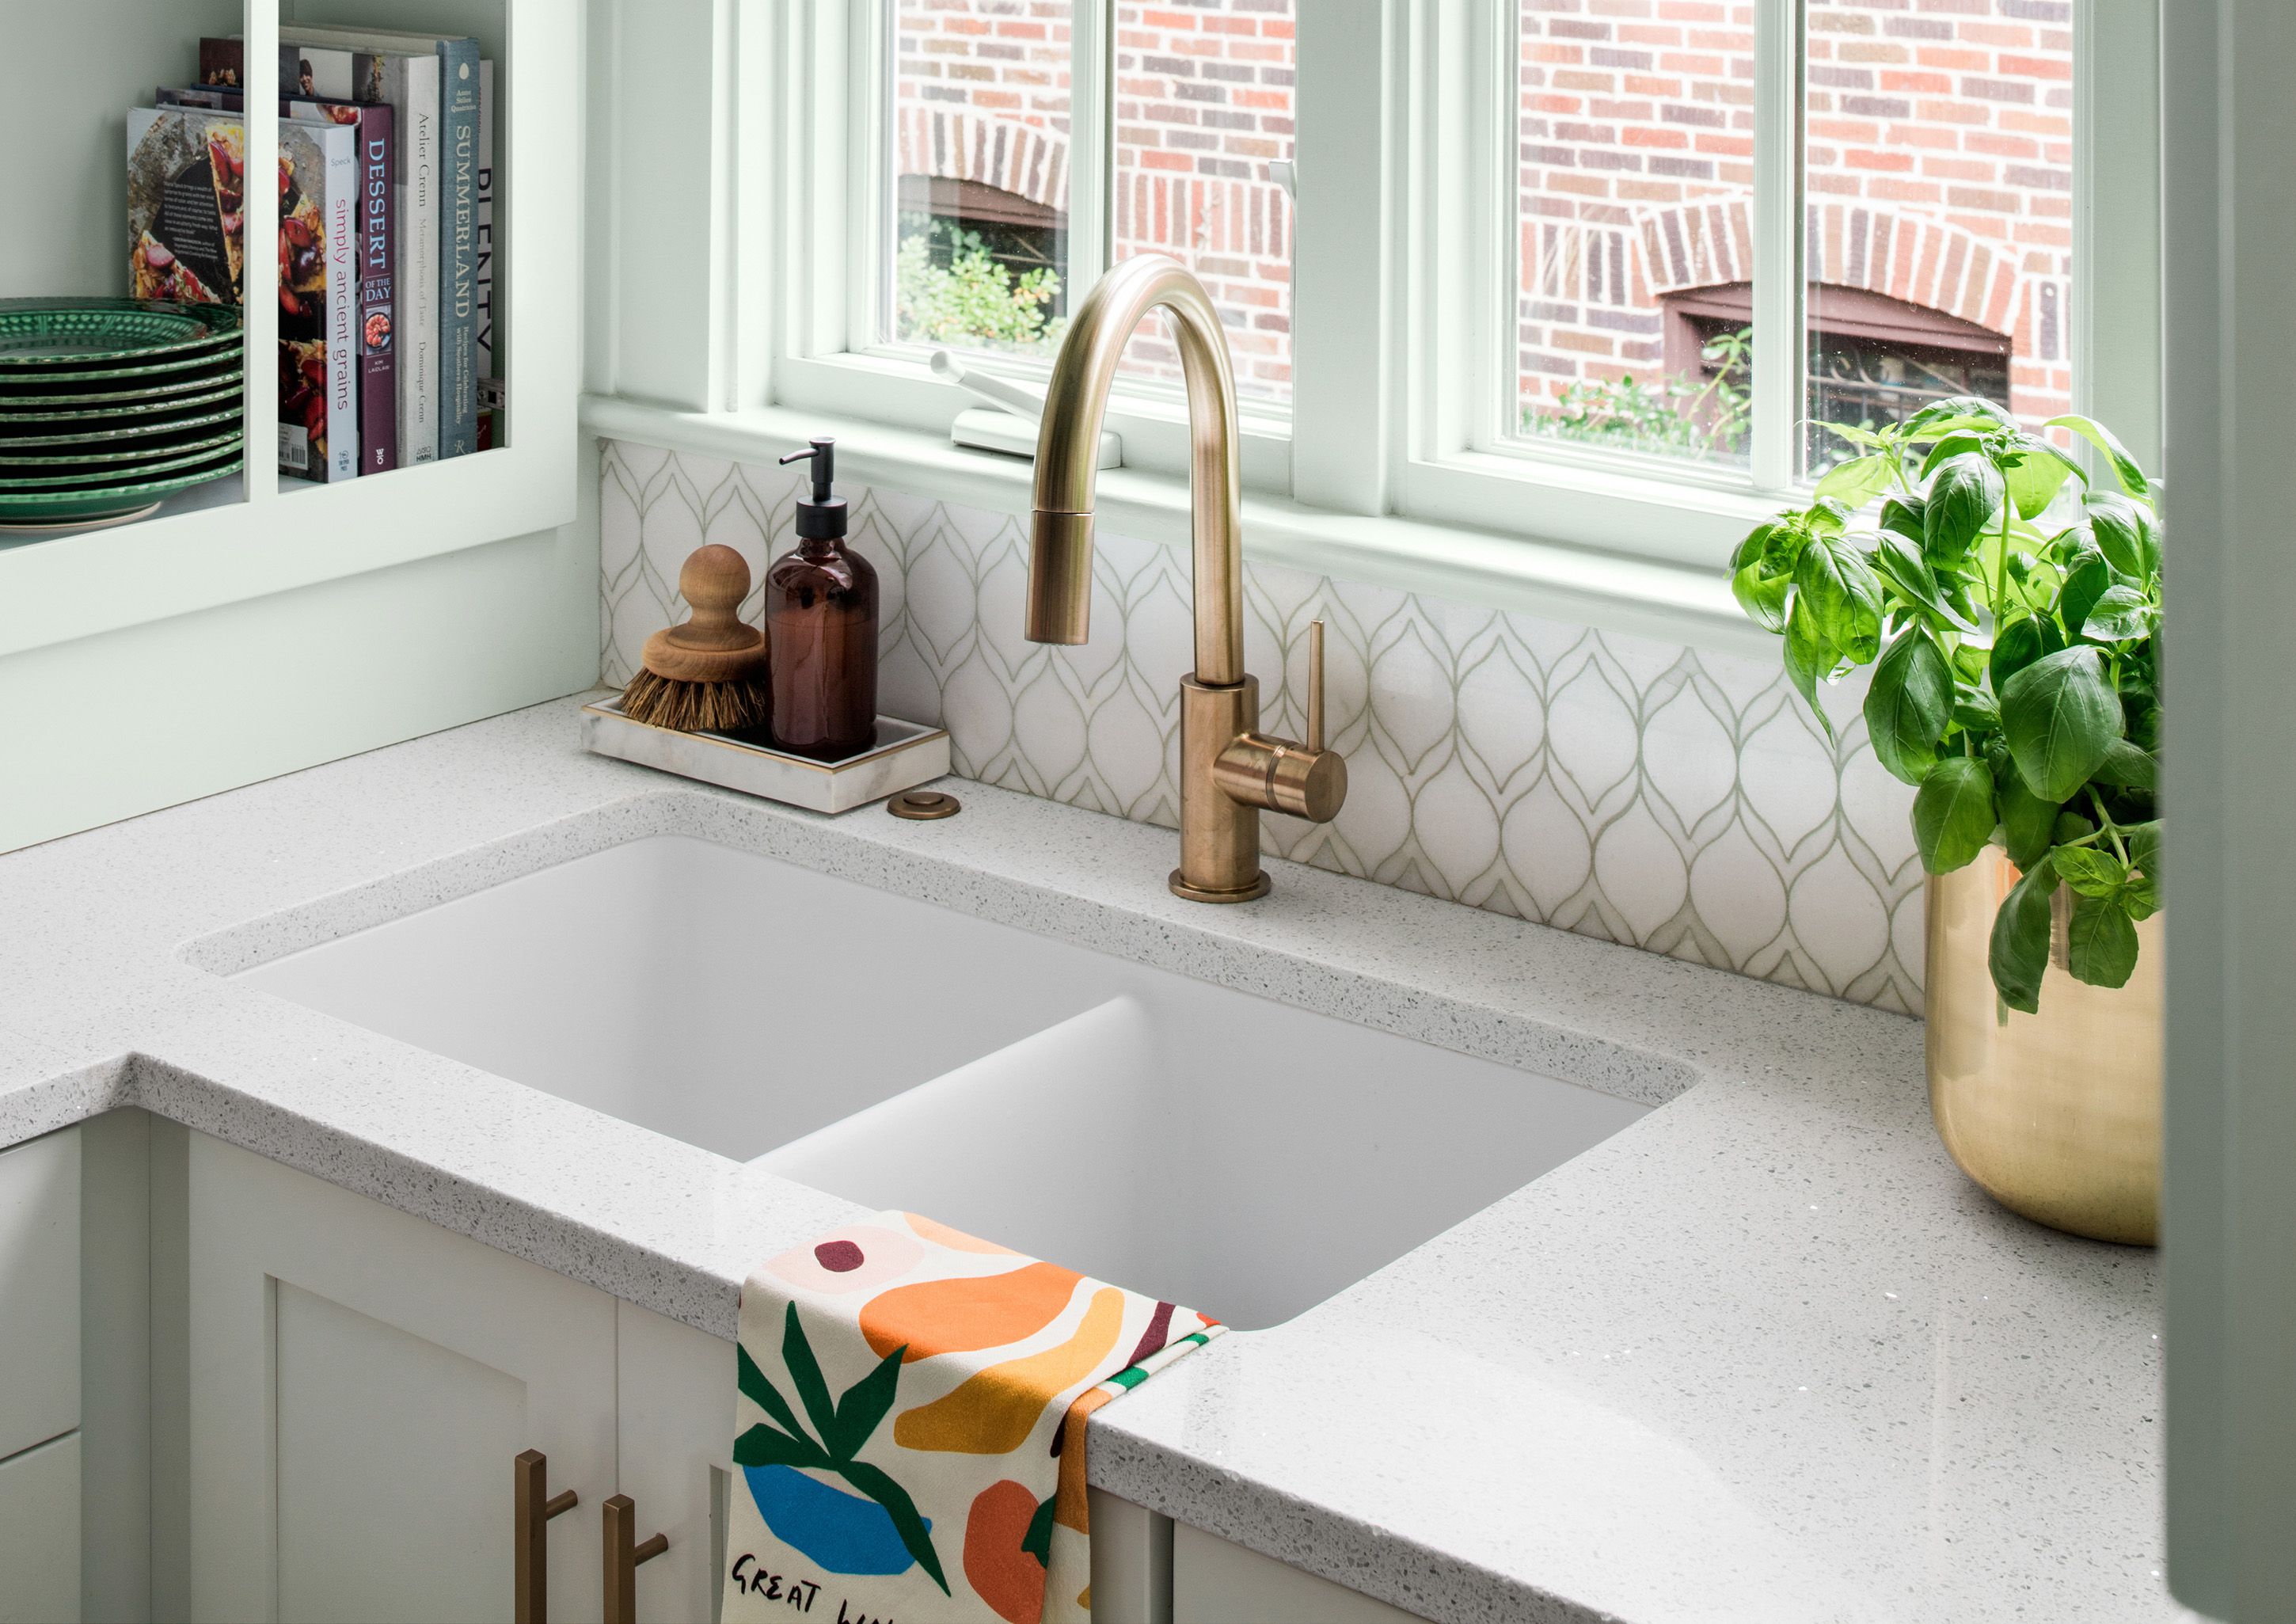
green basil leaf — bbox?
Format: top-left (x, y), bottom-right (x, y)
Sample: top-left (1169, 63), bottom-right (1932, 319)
top-left (2125, 820), bottom-right (2163, 888)
top-left (2053, 809), bottom-right (2097, 845)
top-left (2047, 413), bottom-right (2153, 501)
top-left (1794, 531), bottom-right (1885, 663)
top-left (2005, 443), bottom-right (2077, 519)
top-left (1989, 858), bottom-right (2057, 1014)
top-left (1906, 395), bottom-right (2015, 438)
top-left (2001, 645), bottom-right (2124, 801)
top-left (2092, 736), bottom-right (2158, 790)
top-left (1869, 526), bottom-right (1975, 631)
top-left (2051, 845), bottom-right (2128, 899)
top-left (1732, 563), bottom-right (1792, 632)
top-left (1815, 452), bottom-right (1896, 508)
top-left (1865, 627), bottom-right (1953, 785)
top-left (1925, 452), bottom-right (2005, 565)
top-left (2082, 583), bottom-right (2153, 644)
top-left (1730, 520), bottom-right (1781, 573)
top-left (1989, 616), bottom-right (2048, 694)
top-left (1955, 683), bottom-right (2001, 734)
top-left (2124, 870), bottom-right (2161, 921)
top-left (1913, 756), bottom-right (1998, 873)
top-left (2085, 491), bottom-right (2148, 576)
top-left (1878, 493), bottom-right (1925, 547)
top-left (2066, 894), bottom-right (2141, 987)
top-left (1997, 774), bottom-right (2058, 869)
top-left (1784, 601), bottom-right (1838, 742)
top-left (2058, 551), bottom-right (2112, 640)
top-left (1922, 432), bottom-right (1990, 479)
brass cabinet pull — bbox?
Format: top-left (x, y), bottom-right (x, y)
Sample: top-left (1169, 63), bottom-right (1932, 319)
top-left (514, 1449), bottom-right (580, 1624)
top-left (603, 1493), bottom-right (670, 1624)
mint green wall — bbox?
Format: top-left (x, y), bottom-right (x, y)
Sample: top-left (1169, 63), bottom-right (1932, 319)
top-left (0, 480), bottom-right (599, 855)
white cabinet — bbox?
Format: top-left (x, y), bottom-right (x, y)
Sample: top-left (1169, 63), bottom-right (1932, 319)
top-left (1173, 1522), bottom-right (1429, 1624)
top-left (180, 1131), bottom-right (1409, 1624)
top-left (186, 1133), bottom-right (618, 1623)
top-left (0, 1432), bottom-right (82, 1624)
top-left (0, 1126), bottom-right (80, 1462)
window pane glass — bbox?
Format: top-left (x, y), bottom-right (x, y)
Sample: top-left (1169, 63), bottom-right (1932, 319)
top-left (1112, 1), bottom-right (1295, 403)
top-left (1515, 0), bottom-right (1756, 466)
top-left (891, 0), bottom-right (1076, 358)
top-left (1802, 1), bottom-right (2074, 473)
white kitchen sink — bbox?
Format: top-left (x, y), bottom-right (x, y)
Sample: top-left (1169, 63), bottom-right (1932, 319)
top-left (237, 835), bottom-right (1646, 1328)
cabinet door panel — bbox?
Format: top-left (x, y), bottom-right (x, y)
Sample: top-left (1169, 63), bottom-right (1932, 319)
top-left (1173, 1521), bottom-right (1427, 1624)
top-left (276, 1284), bottom-right (531, 1623)
top-left (0, 1126), bottom-right (79, 1461)
top-left (0, 1430), bottom-right (81, 1624)
top-left (188, 1133), bottom-right (618, 1624)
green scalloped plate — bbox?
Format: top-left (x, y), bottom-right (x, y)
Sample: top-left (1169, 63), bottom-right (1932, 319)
top-left (0, 438), bottom-right (248, 490)
top-left (0, 401), bottom-right (241, 449)
top-left (0, 362), bottom-right (241, 409)
top-left (0, 342), bottom-right (244, 386)
top-left (0, 451), bottom-right (242, 522)
top-left (0, 299), bottom-right (243, 369)
top-left (0, 378), bottom-right (242, 427)
top-left (0, 424), bottom-right (243, 470)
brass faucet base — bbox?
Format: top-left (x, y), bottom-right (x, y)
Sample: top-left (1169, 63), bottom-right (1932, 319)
top-left (1169, 868), bottom-right (1271, 903)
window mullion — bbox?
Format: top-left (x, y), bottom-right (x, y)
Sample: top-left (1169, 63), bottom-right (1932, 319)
top-left (1750, 0), bottom-right (1804, 494)
top-left (1067, 0), bottom-right (1112, 302)
top-left (1292, 0), bottom-right (1395, 514)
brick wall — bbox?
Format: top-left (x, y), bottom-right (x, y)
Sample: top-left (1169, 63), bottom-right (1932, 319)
top-left (895, 0), bottom-right (1297, 400)
top-left (895, 0), bottom-right (2073, 433)
top-left (1521, 0), bottom-right (2075, 446)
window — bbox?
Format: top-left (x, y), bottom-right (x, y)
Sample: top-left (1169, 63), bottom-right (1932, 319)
top-left (879, 0), bottom-right (1295, 399)
top-left (1507, 0), bottom-right (2078, 480)
top-left (761, 0), bottom-right (2155, 584)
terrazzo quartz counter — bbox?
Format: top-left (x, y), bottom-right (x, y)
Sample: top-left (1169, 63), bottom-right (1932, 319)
top-left (0, 696), bottom-right (2176, 1624)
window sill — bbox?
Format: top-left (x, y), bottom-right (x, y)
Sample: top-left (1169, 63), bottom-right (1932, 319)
top-left (581, 394), bottom-right (1777, 660)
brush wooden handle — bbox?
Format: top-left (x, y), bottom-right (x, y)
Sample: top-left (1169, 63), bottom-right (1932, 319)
top-left (641, 545), bottom-right (766, 683)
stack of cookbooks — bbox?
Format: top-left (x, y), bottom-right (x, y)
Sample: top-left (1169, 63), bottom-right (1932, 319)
top-left (126, 31), bottom-right (499, 484)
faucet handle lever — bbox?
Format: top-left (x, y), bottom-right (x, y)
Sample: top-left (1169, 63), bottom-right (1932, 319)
top-left (1306, 619), bottom-right (1325, 755)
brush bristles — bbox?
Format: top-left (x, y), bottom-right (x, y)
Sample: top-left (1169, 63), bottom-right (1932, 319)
top-left (620, 667), bottom-right (774, 740)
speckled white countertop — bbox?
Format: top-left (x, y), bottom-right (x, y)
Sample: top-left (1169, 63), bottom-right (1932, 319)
top-left (0, 697), bottom-right (2176, 1624)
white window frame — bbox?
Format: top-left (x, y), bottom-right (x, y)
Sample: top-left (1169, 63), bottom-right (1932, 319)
top-left (607, 0), bottom-right (2159, 642)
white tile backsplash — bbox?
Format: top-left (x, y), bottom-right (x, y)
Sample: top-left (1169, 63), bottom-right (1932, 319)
top-left (600, 441), bottom-right (1924, 1013)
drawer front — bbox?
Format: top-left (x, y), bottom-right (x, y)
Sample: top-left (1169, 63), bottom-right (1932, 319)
top-left (0, 1430), bottom-right (82, 1624)
top-left (0, 1127), bottom-right (79, 1460)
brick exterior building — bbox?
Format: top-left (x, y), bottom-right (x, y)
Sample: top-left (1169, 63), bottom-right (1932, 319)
top-left (1520, 0), bottom-right (2074, 455)
top-left (895, 0), bottom-right (2072, 440)
top-left (894, 0), bottom-right (1297, 399)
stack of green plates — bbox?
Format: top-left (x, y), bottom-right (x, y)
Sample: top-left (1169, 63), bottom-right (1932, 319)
top-left (0, 298), bottom-right (246, 530)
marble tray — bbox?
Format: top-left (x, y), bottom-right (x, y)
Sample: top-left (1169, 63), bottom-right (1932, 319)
top-left (580, 695), bottom-right (950, 814)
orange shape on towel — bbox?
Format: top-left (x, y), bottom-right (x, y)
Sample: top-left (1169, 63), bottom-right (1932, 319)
top-left (894, 1287), bottom-right (1126, 1454)
top-left (861, 1260), bottom-right (1083, 1364)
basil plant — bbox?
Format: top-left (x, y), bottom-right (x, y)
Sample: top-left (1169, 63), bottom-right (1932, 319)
top-left (1728, 397), bottom-right (2160, 1013)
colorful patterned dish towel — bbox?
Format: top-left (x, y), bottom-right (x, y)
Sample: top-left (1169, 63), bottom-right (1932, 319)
top-left (721, 1211), bottom-right (1222, 1624)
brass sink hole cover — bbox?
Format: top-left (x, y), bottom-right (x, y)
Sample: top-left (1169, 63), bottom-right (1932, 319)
top-left (888, 789), bottom-right (961, 820)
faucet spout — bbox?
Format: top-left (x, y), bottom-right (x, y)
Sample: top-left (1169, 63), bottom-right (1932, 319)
top-left (1021, 253), bottom-right (1343, 903)
top-left (1024, 254), bottom-right (1243, 685)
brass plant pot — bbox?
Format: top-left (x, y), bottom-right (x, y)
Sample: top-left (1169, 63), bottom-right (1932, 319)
top-left (1925, 847), bottom-right (2163, 1246)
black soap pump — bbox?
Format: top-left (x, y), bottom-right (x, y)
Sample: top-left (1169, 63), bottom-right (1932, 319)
top-left (767, 437), bottom-right (879, 760)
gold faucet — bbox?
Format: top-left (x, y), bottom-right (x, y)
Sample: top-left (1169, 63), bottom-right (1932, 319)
top-left (1024, 254), bottom-right (1347, 902)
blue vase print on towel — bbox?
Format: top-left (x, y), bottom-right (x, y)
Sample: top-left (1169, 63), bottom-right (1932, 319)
top-left (743, 1465), bottom-right (928, 1576)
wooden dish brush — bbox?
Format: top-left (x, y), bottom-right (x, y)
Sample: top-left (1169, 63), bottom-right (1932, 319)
top-left (620, 544), bottom-right (773, 737)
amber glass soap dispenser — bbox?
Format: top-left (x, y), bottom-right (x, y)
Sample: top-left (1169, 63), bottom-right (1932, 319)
top-left (767, 437), bottom-right (879, 760)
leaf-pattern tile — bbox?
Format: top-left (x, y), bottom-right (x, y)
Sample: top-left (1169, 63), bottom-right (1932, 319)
top-left (599, 443), bottom-right (1925, 1013)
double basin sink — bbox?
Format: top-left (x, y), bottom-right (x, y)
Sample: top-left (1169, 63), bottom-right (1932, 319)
top-left (235, 835), bottom-right (1647, 1329)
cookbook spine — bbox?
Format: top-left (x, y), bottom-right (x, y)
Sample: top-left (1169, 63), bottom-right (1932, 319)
top-left (435, 38), bottom-right (480, 458)
top-left (355, 105), bottom-right (397, 474)
top-left (320, 122), bottom-right (359, 482)
top-left (475, 58), bottom-right (496, 450)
